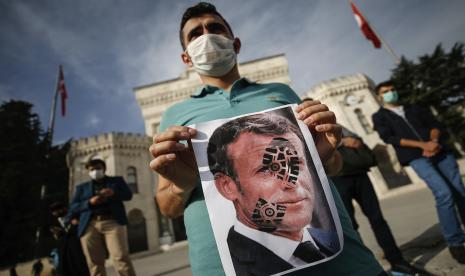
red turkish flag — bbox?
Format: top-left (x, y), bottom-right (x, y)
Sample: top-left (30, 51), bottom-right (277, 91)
top-left (350, 1), bottom-right (381, 48)
top-left (57, 65), bottom-right (68, 116)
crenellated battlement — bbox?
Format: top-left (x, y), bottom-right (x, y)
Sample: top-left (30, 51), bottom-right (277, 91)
top-left (306, 73), bottom-right (375, 100)
top-left (70, 132), bottom-right (151, 157)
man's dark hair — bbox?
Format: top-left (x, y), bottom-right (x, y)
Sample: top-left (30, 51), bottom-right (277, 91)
top-left (85, 159), bottom-right (106, 170)
top-left (179, 2), bottom-right (234, 50)
top-left (207, 113), bottom-right (305, 185)
top-left (375, 80), bottom-right (395, 94)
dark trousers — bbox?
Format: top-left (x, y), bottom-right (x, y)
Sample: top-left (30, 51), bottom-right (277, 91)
top-left (331, 173), bottom-right (403, 264)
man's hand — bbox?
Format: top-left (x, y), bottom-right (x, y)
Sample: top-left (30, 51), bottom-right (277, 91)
top-left (149, 126), bottom-right (199, 193)
top-left (422, 141), bottom-right (441, 152)
top-left (341, 137), bottom-right (363, 149)
top-left (295, 101), bottom-right (342, 164)
top-left (89, 195), bottom-right (105, 206)
top-left (99, 188), bottom-right (114, 198)
top-left (422, 141), bottom-right (441, 158)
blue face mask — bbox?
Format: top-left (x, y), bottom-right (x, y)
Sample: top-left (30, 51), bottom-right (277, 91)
top-left (383, 90), bottom-right (399, 103)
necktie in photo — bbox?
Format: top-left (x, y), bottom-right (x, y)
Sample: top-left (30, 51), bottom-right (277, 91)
top-left (293, 241), bottom-right (326, 263)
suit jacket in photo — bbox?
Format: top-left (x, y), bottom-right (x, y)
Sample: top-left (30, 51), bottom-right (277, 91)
top-left (227, 226), bottom-right (340, 276)
top-left (69, 176), bottom-right (133, 237)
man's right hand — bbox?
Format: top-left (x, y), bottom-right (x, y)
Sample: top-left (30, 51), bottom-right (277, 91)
top-left (89, 195), bottom-right (105, 206)
top-left (422, 141), bottom-right (441, 153)
top-left (341, 137), bottom-right (363, 149)
top-left (149, 126), bottom-right (199, 193)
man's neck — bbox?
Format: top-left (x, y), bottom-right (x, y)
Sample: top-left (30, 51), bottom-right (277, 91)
top-left (384, 103), bottom-right (401, 109)
top-left (93, 177), bottom-right (105, 184)
top-left (198, 65), bottom-right (241, 92)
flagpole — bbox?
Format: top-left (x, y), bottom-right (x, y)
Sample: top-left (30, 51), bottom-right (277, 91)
top-left (367, 19), bottom-right (401, 64)
top-left (47, 65), bottom-right (61, 145)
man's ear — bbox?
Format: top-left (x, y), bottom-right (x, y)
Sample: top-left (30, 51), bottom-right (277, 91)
top-left (181, 52), bottom-right (193, 67)
top-left (214, 173), bottom-right (240, 201)
top-left (233, 37), bottom-right (241, 54)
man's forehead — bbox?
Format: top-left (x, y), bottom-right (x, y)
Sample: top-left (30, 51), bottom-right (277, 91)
top-left (182, 13), bottom-right (226, 33)
top-left (379, 85), bottom-right (394, 93)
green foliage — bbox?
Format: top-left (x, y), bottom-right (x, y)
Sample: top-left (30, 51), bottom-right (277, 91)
top-left (391, 43), bottom-right (465, 149)
top-left (0, 100), bottom-right (70, 268)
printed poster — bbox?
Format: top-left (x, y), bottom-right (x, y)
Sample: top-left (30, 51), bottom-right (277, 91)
top-left (190, 104), bottom-right (343, 276)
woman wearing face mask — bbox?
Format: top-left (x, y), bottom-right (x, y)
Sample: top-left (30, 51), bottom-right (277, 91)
top-left (68, 159), bottom-right (136, 276)
top-left (372, 80), bottom-right (465, 265)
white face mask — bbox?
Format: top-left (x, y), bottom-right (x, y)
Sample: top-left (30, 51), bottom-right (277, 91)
top-left (186, 34), bottom-right (237, 77)
top-left (89, 169), bottom-right (104, 181)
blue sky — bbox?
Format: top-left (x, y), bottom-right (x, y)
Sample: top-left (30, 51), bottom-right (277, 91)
top-left (1, 0), bottom-right (464, 144)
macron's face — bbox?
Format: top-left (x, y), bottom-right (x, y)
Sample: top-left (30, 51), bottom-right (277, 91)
top-left (228, 132), bottom-right (315, 232)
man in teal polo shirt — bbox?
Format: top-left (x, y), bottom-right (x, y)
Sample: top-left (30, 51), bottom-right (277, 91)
top-left (149, 2), bottom-right (386, 275)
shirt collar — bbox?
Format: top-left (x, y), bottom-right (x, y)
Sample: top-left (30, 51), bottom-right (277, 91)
top-left (191, 77), bottom-right (254, 98)
top-left (234, 221), bottom-right (318, 262)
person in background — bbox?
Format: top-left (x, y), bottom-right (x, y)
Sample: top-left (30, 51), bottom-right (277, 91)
top-left (31, 259), bottom-right (43, 276)
top-left (331, 127), bottom-right (428, 275)
top-left (69, 159), bottom-right (135, 276)
top-left (49, 202), bottom-right (89, 276)
top-left (372, 80), bottom-right (465, 264)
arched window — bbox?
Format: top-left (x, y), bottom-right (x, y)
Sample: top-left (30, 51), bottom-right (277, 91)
top-left (354, 108), bottom-right (373, 134)
top-left (127, 166), bottom-right (138, 193)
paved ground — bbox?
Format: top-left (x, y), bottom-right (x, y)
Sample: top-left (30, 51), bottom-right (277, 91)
top-left (105, 186), bottom-right (465, 276)
top-left (356, 186), bottom-right (465, 276)
top-left (4, 186), bottom-right (464, 276)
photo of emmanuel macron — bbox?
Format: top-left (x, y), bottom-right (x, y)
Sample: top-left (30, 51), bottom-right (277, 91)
top-left (207, 111), bottom-right (341, 275)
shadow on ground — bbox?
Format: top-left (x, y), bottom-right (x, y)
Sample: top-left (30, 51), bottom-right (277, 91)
top-left (398, 223), bottom-right (445, 275)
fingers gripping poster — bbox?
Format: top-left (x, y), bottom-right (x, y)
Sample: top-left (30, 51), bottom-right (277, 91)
top-left (190, 105), bottom-right (343, 276)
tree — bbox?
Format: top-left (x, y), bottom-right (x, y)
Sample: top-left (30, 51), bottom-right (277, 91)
top-left (0, 100), bottom-right (69, 268)
top-left (390, 43), bottom-right (465, 149)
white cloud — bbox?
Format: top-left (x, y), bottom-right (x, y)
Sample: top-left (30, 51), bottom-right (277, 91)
top-left (86, 113), bottom-right (101, 128)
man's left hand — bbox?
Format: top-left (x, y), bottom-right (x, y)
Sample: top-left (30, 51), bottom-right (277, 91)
top-left (99, 188), bottom-right (114, 198)
top-left (295, 101), bottom-right (342, 163)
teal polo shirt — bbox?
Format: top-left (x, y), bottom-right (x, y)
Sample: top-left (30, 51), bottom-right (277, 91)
top-left (159, 78), bottom-right (382, 276)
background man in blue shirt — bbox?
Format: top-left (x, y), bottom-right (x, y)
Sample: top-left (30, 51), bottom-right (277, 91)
top-left (70, 159), bottom-right (135, 276)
